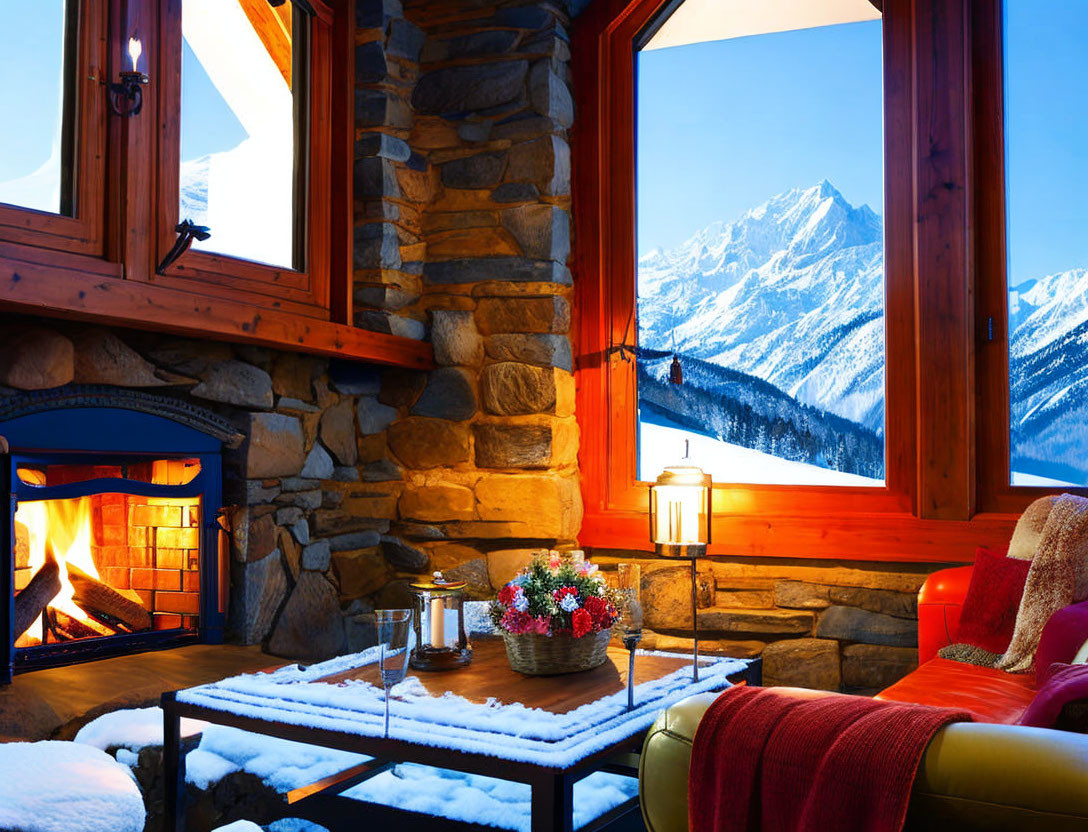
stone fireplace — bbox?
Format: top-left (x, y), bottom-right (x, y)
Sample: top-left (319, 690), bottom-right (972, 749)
top-left (1, 387), bottom-right (235, 681)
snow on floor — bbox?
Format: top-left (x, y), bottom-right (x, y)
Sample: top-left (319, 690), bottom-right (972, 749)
top-left (639, 417), bottom-right (884, 487)
top-left (0, 741), bottom-right (145, 832)
top-left (74, 706), bottom-right (208, 751)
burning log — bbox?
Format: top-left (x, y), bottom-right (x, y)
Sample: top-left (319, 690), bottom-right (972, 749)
top-left (67, 564), bottom-right (152, 632)
top-left (13, 550), bottom-right (61, 640)
top-left (47, 609), bottom-right (110, 641)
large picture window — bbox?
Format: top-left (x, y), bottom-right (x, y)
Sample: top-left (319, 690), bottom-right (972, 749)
top-left (635, 1), bottom-right (886, 486)
top-left (1003, 0), bottom-right (1088, 487)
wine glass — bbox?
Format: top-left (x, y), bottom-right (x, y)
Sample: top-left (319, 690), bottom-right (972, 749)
top-left (375, 609), bottom-right (412, 738)
top-left (616, 563), bottom-right (643, 710)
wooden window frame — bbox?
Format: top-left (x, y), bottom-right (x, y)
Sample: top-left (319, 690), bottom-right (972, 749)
top-left (0, 0), bottom-right (108, 256)
top-left (572, 0), bottom-right (1026, 561)
top-left (0, 0), bottom-right (432, 369)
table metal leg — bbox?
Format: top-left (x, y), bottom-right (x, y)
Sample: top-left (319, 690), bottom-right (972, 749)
top-left (162, 693), bottom-right (186, 832)
top-left (531, 773), bottom-right (574, 832)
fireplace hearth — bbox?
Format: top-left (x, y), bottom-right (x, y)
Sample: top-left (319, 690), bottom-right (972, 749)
top-left (1, 387), bottom-right (240, 682)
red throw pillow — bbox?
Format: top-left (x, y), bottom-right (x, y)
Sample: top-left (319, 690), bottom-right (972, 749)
top-left (1018, 663), bottom-right (1088, 730)
top-left (1035, 600), bottom-right (1088, 687)
top-left (953, 546), bottom-right (1030, 655)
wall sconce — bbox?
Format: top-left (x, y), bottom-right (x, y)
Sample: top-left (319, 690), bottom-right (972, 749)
top-left (109, 38), bottom-right (149, 118)
top-left (650, 444), bottom-right (711, 681)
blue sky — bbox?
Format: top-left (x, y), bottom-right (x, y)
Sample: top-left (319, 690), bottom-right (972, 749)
top-left (636, 20), bottom-right (884, 255)
top-left (1004, 0), bottom-right (1088, 286)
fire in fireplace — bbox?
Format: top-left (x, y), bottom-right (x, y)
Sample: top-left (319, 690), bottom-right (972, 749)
top-left (1, 387), bottom-right (239, 682)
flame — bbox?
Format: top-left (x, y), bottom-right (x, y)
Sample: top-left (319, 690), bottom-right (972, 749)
top-left (128, 37), bottom-right (142, 73)
top-left (16, 497), bottom-right (101, 633)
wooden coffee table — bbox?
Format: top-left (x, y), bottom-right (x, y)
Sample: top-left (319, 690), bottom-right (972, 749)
top-left (162, 639), bottom-right (758, 832)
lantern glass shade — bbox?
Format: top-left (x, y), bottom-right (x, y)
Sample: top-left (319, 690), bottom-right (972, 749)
top-left (650, 464), bottom-right (712, 556)
top-left (408, 579), bottom-right (472, 671)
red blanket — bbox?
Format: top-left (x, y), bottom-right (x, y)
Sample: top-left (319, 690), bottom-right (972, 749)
top-left (689, 686), bottom-right (971, 832)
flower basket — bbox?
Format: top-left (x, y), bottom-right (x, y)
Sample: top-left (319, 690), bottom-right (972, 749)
top-left (503, 628), bottom-right (612, 676)
top-left (490, 551), bottom-right (622, 676)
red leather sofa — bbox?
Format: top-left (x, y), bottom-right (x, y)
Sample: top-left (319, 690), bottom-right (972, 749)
top-left (876, 564), bottom-right (1040, 723)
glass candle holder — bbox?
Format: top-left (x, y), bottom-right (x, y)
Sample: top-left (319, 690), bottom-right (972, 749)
top-left (409, 573), bottom-right (472, 671)
top-left (615, 563), bottom-right (643, 710)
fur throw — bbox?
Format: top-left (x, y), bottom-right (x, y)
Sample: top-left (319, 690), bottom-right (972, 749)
top-left (997, 494), bottom-right (1088, 673)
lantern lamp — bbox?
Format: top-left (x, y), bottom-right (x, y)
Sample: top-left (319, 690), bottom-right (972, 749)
top-left (649, 451), bottom-right (711, 681)
top-left (408, 573), bottom-right (472, 671)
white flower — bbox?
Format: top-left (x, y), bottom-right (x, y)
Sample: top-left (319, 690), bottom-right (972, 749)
top-left (512, 588), bottom-right (530, 612)
top-left (559, 593), bottom-right (580, 613)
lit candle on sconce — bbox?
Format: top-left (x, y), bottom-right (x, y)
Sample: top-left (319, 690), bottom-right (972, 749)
top-left (429, 594), bottom-right (445, 646)
top-left (128, 37), bottom-right (143, 73)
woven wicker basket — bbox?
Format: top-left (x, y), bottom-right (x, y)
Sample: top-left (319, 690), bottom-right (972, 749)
top-left (502, 629), bottom-right (612, 675)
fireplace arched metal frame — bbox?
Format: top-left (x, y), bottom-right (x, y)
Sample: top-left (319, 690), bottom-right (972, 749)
top-left (0, 388), bottom-right (232, 682)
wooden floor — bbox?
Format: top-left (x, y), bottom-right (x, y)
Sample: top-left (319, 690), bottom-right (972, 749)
top-left (0, 644), bottom-right (275, 741)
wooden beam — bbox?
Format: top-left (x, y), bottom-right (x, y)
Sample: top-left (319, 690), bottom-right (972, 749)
top-left (238, 0), bottom-right (293, 87)
top-left (0, 258), bottom-right (433, 369)
top-left (912, 0), bottom-right (975, 520)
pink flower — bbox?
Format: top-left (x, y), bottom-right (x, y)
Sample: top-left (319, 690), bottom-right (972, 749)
top-left (532, 616), bottom-right (551, 635)
top-left (548, 551), bottom-right (563, 570)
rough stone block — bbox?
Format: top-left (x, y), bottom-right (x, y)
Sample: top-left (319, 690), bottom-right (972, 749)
top-left (332, 548), bottom-right (388, 600)
top-left (485, 334), bottom-right (572, 371)
top-left (476, 296), bottom-right (570, 334)
top-left (431, 310), bottom-right (483, 367)
top-left (319, 399), bottom-right (357, 466)
top-left (355, 131), bottom-right (412, 162)
top-left (387, 17), bottom-right (424, 60)
top-left (473, 423), bottom-right (551, 468)
top-left (641, 566), bottom-right (716, 630)
top-left (762, 638), bottom-right (841, 690)
top-left (491, 115), bottom-right (556, 143)
top-left (355, 88), bottom-right (412, 129)
top-left (192, 360), bottom-right (273, 409)
top-left (475, 474), bottom-right (581, 538)
top-left (410, 367), bottom-right (476, 421)
top-left (815, 605), bottom-right (918, 647)
top-left (230, 509), bottom-right (278, 563)
top-left (353, 222), bottom-right (402, 270)
top-left (425, 30), bottom-right (520, 62)
top-left (72, 330), bottom-right (176, 387)
top-left (774, 580), bottom-right (832, 610)
top-left (301, 539), bottom-right (332, 572)
top-left (491, 182), bottom-right (539, 203)
top-left (413, 61), bottom-right (528, 115)
top-left (381, 536), bottom-right (429, 571)
top-left (423, 257), bottom-right (572, 286)
top-left (387, 418), bottom-right (471, 468)
top-left (360, 459), bottom-right (404, 482)
top-left (327, 530), bottom-right (382, 552)
top-left (229, 552), bottom-right (288, 644)
top-left (353, 309), bottom-right (426, 340)
top-left (357, 396), bottom-right (398, 435)
top-left (440, 152), bottom-right (507, 189)
top-left (354, 157), bottom-right (401, 200)
top-left (529, 60), bottom-right (574, 128)
top-left (697, 608), bottom-right (815, 635)
top-left (828, 585), bottom-right (918, 619)
top-left (841, 644), bottom-right (919, 690)
top-left (267, 572), bottom-right (346, 660)
top-left (272, 353), bottom-right (320, 400)
top-left (379, 369), bottom-right (426, 407)
top-left (355, 40), bottom-right (386, 84)
top-left (237, 413), bottom-right (305, 479)
top-left (356, 0), bottom-right (402, 28)
top-left (487, 549), bottom-right (538, 589)
top-left (399, 484), bottom-right (476, 522)
top-left (506, 135), bottom-right (570, 196)
top-left (300, 443), bottom-right (335, 480)
top-left (0, 327), bottom-right (74, 390)
top-left (501, 204), bottom-right (570, 262)
top-left (480, 362), bottom-right (556, 415)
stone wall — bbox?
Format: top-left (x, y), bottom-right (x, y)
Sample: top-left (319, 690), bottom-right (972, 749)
top-left (351, 0), bottom-right (583, 602)
top-left (588, 551), bottom-right (944, 692)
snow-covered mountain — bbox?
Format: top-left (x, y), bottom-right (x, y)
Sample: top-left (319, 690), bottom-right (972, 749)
top-left (638, 181), bottom-right (885, 433)
top-left (1009, 267), bottom-right (1088, 482)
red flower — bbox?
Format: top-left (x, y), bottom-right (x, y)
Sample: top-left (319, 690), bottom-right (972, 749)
top-left (501, 608), bottom-right (531, 634)
top-left (571, 608), bottom-right (592, 638)
top-left (498, 584), bottom-right (518, 606)
top-left (583, 595), bottom-right (612, 627)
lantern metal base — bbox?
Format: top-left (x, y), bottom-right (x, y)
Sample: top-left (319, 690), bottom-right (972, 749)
top-left (654, 542), bottom-right (707, 559)
top-left (409, 645), bottom-right (473, 671)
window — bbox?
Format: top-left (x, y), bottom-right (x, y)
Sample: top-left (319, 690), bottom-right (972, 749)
top-left (1002, 0), bottom-right (1088, 487)
top-left (0, 1), bottom-right (418, 366)
top-left (0, 0), bottom-right (75, 215)
top-left (635, 1), bottom-right (885, 486)
top-left (179, 0), bottom-right (302, 269)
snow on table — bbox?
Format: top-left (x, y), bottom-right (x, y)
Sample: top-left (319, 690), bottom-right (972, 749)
top-left (175, 647), bottom-right (747, 769)
top-left (0, 741), bottom-right (145, 832)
